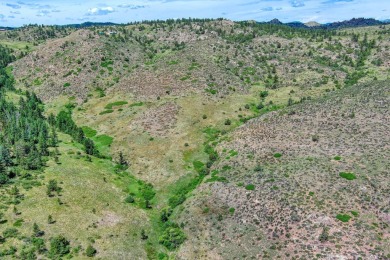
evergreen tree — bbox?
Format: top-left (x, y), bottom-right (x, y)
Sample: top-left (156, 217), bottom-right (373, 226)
top-left (0, 161), bottom-right (8, 185)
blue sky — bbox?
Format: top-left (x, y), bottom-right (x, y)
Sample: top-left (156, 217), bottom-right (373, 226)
top-left (0, 0), bottom-right (389, 27)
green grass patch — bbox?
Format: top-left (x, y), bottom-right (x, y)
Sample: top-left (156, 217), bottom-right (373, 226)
top-left (63, 82), bottom-right (71, 88)
top-left (95, 87), bottom-right (105, 97)
top-left (350, 211), bottom-right (359, 217)
top-left (245, 184), bottom-right (255, 190)
top-left (81, 126), bottom-right (97, 138)
top-left (193, 161), bottom-right (205, 172)
top-left (180, 75), bottom-right (190, 81)
top-left (125, 175), bottom-right (156, 209)
top-left (188, 62), bottom-right (200, 70)
top-left (93, 134), bottom-right (113, 147)
top-left (336, 214), bottom-right (352, 222)
top-left (99, 110), bottom-right (114, 115)
top-left (229, 150), bottom-right (238, 157)
top-left (129, 102), bottom-right (144, 108)
top-left (33, 78), bottom-right (43, 86)
top-left (101, 60), bottom-right (114, 67)
top-left (13, 219), bottom-right (24, 227)
top-left (168, 60), bottom-right (179, 65)
top-left (334, 156), bottom-right (342, 160)
top-left (339, 172), bottom-right (356, 180)
top-left (205, 88), bottom-right (217, 95)
top-left (274, 153), bottom-right (282, 158)
top-left (206, 170), bottom-right (228, 183)
top-left (167, 173), bottom-right (205, 208)
top-left (202, 127), bottom-right (221, 142)
top-left (105, 101), bottom-right (128, 109)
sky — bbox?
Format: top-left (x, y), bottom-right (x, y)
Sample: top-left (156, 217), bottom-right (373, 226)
top-left (0, 0), bottom-right (389, 27)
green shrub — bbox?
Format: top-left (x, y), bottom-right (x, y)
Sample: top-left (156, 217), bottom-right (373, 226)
top-left (139, 183), bottom-right (156, 201)
top-left (32, 237), bottom-right (46, 253)
top-left (105, 101), bottom-right (128, 109)
top-left (274, 153), bottom-right (282, 158)
top-left (3, 228), bottom-right (19, 238)
top-left (63, 82), bottom-right (71, 88)
top-left (159, 227), bottom-right (186, 250)
top-left (229, 208), bottom-right (235, 214)
top-left (49, 235), bottom-right (70, 257)
top-left (245, 184), bottom-right (255, 190)
top-left (334, 156), bottom-right (341, 160)
top-left (193, 161), bottom-right (205, 172)
top-left (339, 172), bottom-right (356, 180)
top-left (205, 88), bottom-right (217, 95)
top-left (85, 245), bottom-right (97, 257)
top-left (319, 227), bottom-right (329, 242)
top-left (260, 91), bottom-right (269, 98)
top-left (253, 164), bottom-right (263, 172)
top-left (168, 194), bottom-right (186, 208)
top-left (160, 207), bottom-right (173, 222)
top-left (125, 195), bottom-right (135, 203)
top-left (256, 103), bottom-right (264, 110)
top-left (13, 219), bottom-right (24, 227)
top-left (336, 214), bottom-right (352, 222)
top-left (100, 60), bottom-right (113, 67)
top-left (99, 110), bottom-right (114, 115)
top-left (350, 211), bottom-right (359, 217)
top-left (129, 102), bottom-right (144, 107)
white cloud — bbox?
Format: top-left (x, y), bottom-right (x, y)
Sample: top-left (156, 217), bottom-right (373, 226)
top-left (118, 4), bottom-right (146, 9)
top-left (87, 6), bottom-right (115, 16)
top-left (37, 10), bottom-right (51, 17)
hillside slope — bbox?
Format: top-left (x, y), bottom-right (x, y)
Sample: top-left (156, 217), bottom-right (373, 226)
top-left (10, 21), bottom-right (390, 105)
top-left (177, 80), bottom-right (390, 259)
top-left (0, 20), bottom-right (389, 259)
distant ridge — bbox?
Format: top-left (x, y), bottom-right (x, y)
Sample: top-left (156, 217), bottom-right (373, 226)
top-left (261, 17), bottom-right (389, 30)
top-left (285, 21), bottom-right (308, 28)
top-left (3, 17), bottom-right (389, 30)
top-left (61, 22), bottom-right (120, 28)
top-left (324, 17), bottom-right (385, 29)
top-left (305, 21), bottom-right (321, 27)
top-left (0, 26), bottom-right (15, 31)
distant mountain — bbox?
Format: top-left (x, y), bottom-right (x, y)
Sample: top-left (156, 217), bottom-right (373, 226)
top-left (0, 27), bottom-right (15, 31)
top-left (61, 22), bottom-right (120, 28)
top-left (305, 21), bottom-right (321, 27)
top-left (268, 18), bottom-right (283, 25)
top-left (323, 18), bottom-right (384, 29)
top-left (262, 17), bottom-right (386, 30)
top-left (285, 21), bottom-right (308, 28)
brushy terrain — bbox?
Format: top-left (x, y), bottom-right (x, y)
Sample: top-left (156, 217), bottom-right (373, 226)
top-left (177, 80), bottom-right (390, 259)
top-left (0, 20), bottom-right (389, 259)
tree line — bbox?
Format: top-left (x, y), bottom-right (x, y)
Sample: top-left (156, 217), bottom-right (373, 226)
top-left (0, 44), bottom-right (99, 186)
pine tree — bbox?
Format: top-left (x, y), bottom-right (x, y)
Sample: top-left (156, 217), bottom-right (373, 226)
top-left (50, 127), bottom-right (58, 147)
top-left (33, 222), bottom-right (44, 237)
top-left (0, 161), bottom-right (8, 185)
top-left (48, 215), bottom-right (54, 224)
top-left (0, 145), bottom-right (12, 166)
top-left (118, 151), bottom-right (128, 168)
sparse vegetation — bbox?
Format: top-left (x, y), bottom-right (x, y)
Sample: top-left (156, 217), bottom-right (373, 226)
top-left (336, 214), bottom-right (352, 222)
top-left (0, 18), bottom-right (389, 259)
top-left (339, 172), bottom-right (356, 180)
